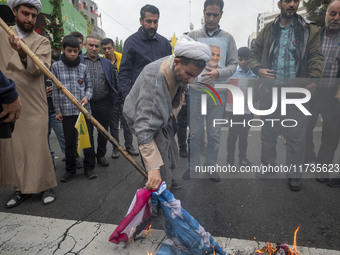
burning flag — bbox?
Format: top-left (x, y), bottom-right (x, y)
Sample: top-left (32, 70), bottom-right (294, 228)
top-left (109, 182), bottom-right (225, 255)
top-left (255, 225), bottom-right (300, 255)
top-left (109, 185), bottom-right (153, 243)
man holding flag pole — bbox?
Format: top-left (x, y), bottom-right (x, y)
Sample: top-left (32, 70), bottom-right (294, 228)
top-left (0, 0), bottom-right (57, 208)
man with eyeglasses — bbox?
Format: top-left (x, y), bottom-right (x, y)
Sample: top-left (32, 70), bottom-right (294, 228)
top-left (84, 35), bottom-right (119, 167)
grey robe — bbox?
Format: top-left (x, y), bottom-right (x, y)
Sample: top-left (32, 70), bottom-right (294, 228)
top-left (123, 56), bottom-right (181, 185)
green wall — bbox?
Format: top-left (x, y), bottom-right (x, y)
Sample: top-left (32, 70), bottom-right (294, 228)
top-left (0, 0), bottom-right (87, 37)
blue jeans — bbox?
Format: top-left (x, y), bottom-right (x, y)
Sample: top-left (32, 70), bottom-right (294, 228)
top-left (189, 89), bottom-right (226, 170)
top-left (48, 112), bottom-right (65, 160)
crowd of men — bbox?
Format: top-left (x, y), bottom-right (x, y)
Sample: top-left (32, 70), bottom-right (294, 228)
top-left (0, 0), bottom-right (340, 209)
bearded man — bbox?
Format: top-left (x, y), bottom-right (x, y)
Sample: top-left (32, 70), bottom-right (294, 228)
top-left (123, 39), bottom-right (211, 190)
top-left (0, 0), bottom-right (57, 207)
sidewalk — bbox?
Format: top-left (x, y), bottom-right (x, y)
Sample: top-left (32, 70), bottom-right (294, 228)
top-left (1, 212), bottom-right (339, 255)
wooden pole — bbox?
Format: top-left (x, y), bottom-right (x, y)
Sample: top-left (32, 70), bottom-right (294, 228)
top-left (0, 18), bottom-right (148, 179)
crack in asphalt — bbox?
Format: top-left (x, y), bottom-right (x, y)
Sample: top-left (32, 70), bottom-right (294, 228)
top-left (52, 221), bottom-right (80, 255)
top-left (0, 213), bottom-right (11, 224)
top-left (155, 235), bottom-right (166, 251)
top-left (0, 228), bottom-right (20, 251)
top-left (74, 223), bottom-right (102, 254)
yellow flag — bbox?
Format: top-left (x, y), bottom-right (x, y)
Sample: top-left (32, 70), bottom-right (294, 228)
top-left (171, 33), bottom-right (177, 54)
top-left (75, 112), bottom-right (91, 156)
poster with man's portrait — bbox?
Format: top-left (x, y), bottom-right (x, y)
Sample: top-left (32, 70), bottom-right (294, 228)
top-left (196, 37), bottom-right (227, 83)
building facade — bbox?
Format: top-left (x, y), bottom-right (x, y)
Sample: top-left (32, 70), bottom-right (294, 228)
top-left (248, 1), bottom-right (308, 47)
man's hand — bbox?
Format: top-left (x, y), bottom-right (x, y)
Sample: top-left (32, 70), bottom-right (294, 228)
top-left (46, 86), bottom-right (52, 97)
top-left (258, 68), bottom-right (275, 78)
top-left (8, 35), bottom-right (27, 59)
top-left (304, 83), bottom-right (317, 94)
top-left (56, 113), bottom-right (63, 121)
top-left (80, 97), bottom-right (88, 106)
top-left (180, 93), bottom-right (186, 106)
top-left (0, 96), bottom-right (22, 122)
top-left (145, 169), bottom-right (162, 191)
top-left (201, 67), bottom-right (219, 84)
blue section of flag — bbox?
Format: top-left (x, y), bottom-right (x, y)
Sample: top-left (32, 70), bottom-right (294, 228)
top-left (152, 185), bottom-right (226, 255)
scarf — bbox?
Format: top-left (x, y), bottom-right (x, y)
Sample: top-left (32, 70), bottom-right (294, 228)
top-left (61, 53), bottom-right (80, 67)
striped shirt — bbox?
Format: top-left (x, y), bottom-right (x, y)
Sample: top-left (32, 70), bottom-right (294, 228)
top-left (52, 61), bottom-right (93, 116)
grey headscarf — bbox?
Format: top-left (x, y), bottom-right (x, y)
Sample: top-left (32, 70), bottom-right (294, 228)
top-left (7, 0), bottom-right (42, 14)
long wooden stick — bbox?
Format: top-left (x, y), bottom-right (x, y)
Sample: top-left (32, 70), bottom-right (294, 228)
top-left (0, 18), bottom-right (148, 179)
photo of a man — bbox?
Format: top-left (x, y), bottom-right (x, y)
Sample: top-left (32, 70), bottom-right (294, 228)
top-left (207, 45), bottom-right (222, 69)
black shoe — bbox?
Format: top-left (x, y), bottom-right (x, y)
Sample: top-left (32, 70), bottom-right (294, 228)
top-left (126, 147), bottom-right (139, 156)
top-left (111, 149), bottom-right (120, 159)
top-left (288, 178), bottom-right (301, 191)
top-left (315, 172), bottom-right (329, 183)
top-left (170, 182), bottom-right (183, 190)
top-left (76, 159), bottom-right (83, 169)
top-left (327, 178), bottom-right (340, 187)
top-left (239, 158), bottom-right (252, 166)
top-left (182, 169), bottom-right (190, 181)
top-left (209, 172), bottom-right (220, 182)
top-left (316, 178), bottom-right (329, 183)
top-left (179, 148), bottom-right (188, 158)
top-left (6, 191), bottom-right (32, 208)
top-left (85, 169), bottom-right (97, 180)
top-left (61, 172), bottom-right (76, 182)
top-left (97, 157), bottom-right (109, 166)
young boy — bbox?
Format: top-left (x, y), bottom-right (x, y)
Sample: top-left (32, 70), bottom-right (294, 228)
top-left (225, 47), bottom-right (257, 166)
top-left (52, 35), bottom-right (96, 182)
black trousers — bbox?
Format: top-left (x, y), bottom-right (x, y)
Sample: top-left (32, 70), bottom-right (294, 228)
top-left (109, 102), bottom-right (133, 150)
top-left (177, 103), bottom-right (188, 150)
top-left (226, 113), bottom-right (252, 164)
top-left (305, 89), bottom-right (340, 163)
top-left (91, 99), bottom-right (113, 158)
top-left (62, 115), bottom-right (95, 173)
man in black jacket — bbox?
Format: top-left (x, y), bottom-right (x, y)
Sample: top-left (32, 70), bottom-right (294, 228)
top-left (0, 70), bottom-right (21, 124)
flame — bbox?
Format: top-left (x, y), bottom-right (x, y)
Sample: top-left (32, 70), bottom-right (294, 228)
top-left (144, 223), bottom-right (152, 236)
top-left (289, 225), bottom-right (300, 255)
top-left (256, 242), bottom-right (277, 254)
top-left (255, 225), bottom-right (300, 255)
top-left (130, 227), bottom-right (135, 243)
top-left (146, 251), bottom-right (152, 255)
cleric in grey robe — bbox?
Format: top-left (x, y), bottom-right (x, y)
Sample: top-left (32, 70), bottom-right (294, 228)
top-left (123, 38), bottom-right (211, 190)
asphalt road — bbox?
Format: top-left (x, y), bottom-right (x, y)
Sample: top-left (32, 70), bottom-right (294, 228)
top-left (1, 128), bottom-right (339, 251)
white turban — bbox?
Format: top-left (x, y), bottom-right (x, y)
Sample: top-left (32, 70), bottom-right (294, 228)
top-left (7, 0), bottom-right (42, 14)
top-left (174, 35), bottom-right (211, 63)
